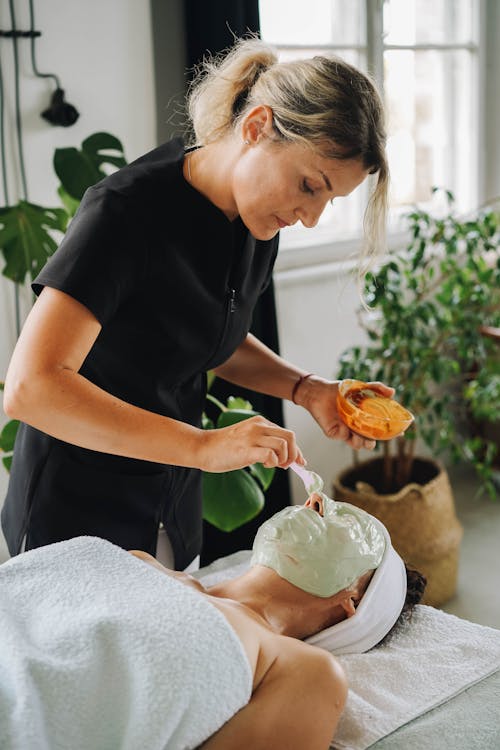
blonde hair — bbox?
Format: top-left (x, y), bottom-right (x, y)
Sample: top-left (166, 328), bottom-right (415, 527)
top-left (187, 37), bottom-right (389, 270)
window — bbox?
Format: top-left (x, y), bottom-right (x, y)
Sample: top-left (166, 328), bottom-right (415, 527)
top-left (259, 0), bottom-right (480, 254)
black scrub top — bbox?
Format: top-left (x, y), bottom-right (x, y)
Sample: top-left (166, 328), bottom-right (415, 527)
top-left (1, 138), bottom-right (279, 568)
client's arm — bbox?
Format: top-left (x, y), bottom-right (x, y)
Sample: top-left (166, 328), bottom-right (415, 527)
top-left (199, 639), bottom-right (347, 750)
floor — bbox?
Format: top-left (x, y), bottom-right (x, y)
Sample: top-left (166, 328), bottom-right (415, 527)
top-left (0, 463), bottom-right (499, 629)
top-left (440, 464), bottom-right (500, 629)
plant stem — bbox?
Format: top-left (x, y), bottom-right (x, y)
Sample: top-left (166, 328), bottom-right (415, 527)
top-left (383, 440), bottom-right (392, 493)
top-left (205, 393), bottom-right (227, 412)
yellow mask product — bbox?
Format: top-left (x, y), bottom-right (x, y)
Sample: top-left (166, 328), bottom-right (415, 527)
top-left (251, 495), bottom-right (386, 598)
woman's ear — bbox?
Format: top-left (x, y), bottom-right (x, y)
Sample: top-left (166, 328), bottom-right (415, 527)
top-left (241, 105), bottom-right (274, 145)
top-left (337, 570), bottom-right (374, 618)
top-left (339, 594), bottom-right (357, 619)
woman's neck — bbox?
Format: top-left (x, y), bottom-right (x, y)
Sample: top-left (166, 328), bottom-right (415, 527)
top-left (183, 138), bottom-right (240, 220)
top-left (206, 565), bottom-right (347, 640)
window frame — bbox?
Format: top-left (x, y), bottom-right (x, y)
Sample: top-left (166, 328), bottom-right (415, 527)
top-left (261, 0), bottom-right (487, 272)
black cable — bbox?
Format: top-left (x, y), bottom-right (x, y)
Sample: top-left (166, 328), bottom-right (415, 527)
top-left (8, 0), bottom-right (28, 201)
top-left (1, 2), bottom-right (23, 336)
top-left (0, 47), bottom-right (21, 338)
top-left (28, 0), bottom-right (79, 126)
top-left (0, 50), bottom-right (11, 204)
top-left (27, 0), bottom-right (60, 89)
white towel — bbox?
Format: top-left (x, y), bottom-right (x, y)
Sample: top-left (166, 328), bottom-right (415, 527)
top-left (195, 550), bottom-right (500, 750)
top-left (0, 537), bottom-right (252, 750)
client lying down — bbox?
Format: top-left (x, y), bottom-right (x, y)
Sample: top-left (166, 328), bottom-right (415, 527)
top-left (0, 494), bottom-right (425, 750)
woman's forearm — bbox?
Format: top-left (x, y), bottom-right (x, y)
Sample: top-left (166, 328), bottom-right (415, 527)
top-left (213, 334), bottom-right (309, 401)
top-left (4, 366), bottom-right (203, 467)
top-left (4, 365), bottom-right (306, 472)
top-left (3, 289), bottom-right (306, 473)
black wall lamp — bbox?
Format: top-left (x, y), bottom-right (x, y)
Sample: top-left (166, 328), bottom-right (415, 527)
top-left (0, 0), bottom-right (79, 127)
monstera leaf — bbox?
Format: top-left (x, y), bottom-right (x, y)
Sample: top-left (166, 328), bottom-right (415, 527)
top-left (54, 132), bottom-right (126, 201)
top-left (0, 201), bottom-right (68, 284)
top-left (201, 392), bottom-right (276, 531)
top-left (202, 469), bottom-right (265, 532)
top-left (57, 186), bottom-right (81, 218)
top-left (0, 385), bottom-right (19, 472)
top-left (0, 418), bottom-right (19, 471)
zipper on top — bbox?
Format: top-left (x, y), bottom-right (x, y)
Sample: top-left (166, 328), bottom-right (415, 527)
top-left (228, 287), bottom-right (236, 313)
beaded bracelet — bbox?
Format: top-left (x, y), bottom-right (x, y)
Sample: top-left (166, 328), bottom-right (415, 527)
top-left (291, 373), bottom-right (313, 404)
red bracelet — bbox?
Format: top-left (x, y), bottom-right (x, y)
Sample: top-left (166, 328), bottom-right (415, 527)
top-left (291, 373), bottom-right (313, 404)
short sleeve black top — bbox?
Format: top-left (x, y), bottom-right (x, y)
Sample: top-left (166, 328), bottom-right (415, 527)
top-left (3, 138), bottom-right (279, 564)
top-left (33, 138), bottom-right (279, 426)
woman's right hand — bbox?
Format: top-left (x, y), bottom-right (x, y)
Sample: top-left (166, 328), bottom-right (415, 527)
top-left (197, 415), bottom-right (305, 473)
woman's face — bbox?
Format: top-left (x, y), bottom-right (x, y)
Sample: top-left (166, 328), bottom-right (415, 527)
top-left (231, 118), bottom-right (370, 241)
top-left (251, 494), bottom-right (385, 597)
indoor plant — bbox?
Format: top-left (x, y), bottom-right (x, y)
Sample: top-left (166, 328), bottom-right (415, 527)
top-left (0, 134), bottom-right (275, 533)
top-left (334, 191), bottom-right (500, 604)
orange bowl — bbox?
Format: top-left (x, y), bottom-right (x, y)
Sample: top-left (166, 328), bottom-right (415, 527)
top-left (336, 379), bottom-right (414, 441)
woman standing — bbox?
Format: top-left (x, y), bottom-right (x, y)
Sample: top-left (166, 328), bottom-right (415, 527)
top-left (2, 39), bottom-right (390, 571)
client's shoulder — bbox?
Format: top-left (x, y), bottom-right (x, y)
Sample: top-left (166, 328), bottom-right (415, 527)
top-left (209, 596), bottom-right (342, 694)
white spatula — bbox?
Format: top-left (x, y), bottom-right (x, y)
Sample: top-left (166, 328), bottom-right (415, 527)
top-left (289, 462), bottom-right (324, 495)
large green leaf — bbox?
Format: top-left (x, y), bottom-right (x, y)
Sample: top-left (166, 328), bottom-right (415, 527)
top-left (216, 409), bottom-right (260, 428)
top-left (0, 201), bottom-right (68, 283)
top-left (57, 185), bottom-right (81, 218)
top-left (202, 469), bottom-right (264, 532)
top-left (54, 132), bottom-right (126, 200)
top-left (248, 462), bottom-right (275, 491)
top-left (0, 419), bottom-right (19, 452)
top-left (227, 396), bottom-right (254, 411)
top-left (0, 419), bottom-right (19, 472)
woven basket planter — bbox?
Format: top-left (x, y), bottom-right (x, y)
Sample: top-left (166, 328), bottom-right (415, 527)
top-left (333, 457), bottom-right (463, 607)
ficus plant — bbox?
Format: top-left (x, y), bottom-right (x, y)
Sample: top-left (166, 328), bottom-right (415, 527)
top-left (337, 190), bottom-right (500, 498)
top-left (0, 134), bottom-right (276, 530)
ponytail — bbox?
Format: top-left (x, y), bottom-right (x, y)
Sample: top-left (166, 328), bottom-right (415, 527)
top-left (187, 37), bottom-right (277, 146)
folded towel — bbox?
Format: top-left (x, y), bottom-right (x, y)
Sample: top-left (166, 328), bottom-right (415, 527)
top-left (195, 550), bottom-right (500, 750)
top-left (0, 537), bottom-right (252, 750)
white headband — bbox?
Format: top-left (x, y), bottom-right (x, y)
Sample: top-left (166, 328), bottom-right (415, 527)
top-left (305, 522), bottom-right (407, 654)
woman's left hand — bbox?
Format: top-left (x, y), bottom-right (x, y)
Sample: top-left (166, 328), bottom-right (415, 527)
top-left (294, 376), bottom-right (395, 450)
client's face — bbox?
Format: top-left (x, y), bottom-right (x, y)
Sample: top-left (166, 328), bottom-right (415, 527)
top-left (251, 493), bottom-right (385, 598)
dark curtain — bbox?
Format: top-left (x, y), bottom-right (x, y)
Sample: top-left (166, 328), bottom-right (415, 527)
top-left (183, 0), bottom-right (291, 565)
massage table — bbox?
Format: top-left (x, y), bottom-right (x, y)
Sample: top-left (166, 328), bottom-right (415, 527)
top-left (370, 671), bottom-right (500, 749)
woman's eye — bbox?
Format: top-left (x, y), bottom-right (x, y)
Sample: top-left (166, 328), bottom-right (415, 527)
top-left (302, 180), bottom-right (315, 195)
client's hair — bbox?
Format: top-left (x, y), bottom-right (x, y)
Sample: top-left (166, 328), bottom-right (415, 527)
top-left (379, 565), bottom-right (427, 645)
top-left (402, 566), bottom-right (427, 612)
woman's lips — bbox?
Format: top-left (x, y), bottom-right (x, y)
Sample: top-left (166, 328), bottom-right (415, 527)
top-left (276, 216), bottom-right (289, 229)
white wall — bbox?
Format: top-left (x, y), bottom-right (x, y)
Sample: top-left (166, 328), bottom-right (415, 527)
top-left (0, 0), bottom-right (156, 378)
top-left (482, 0), bottom-right (500, 204)
top-left (0, 0), bottom-right (156, 557)
top-left (274, 252), bottom-right (371, 504)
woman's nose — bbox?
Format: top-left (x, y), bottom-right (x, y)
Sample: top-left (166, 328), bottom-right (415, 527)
top-left (305, 493), bottom-right (324, 516)
top-left (296, 199), bottom-right (327, 228)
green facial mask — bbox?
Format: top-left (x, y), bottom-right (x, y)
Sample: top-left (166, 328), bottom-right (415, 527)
top-left (251, 495), bottom-right (386, 597)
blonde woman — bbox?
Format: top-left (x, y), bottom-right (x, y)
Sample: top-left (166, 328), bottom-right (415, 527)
top-left (3, 38), bottom-right (392, 571)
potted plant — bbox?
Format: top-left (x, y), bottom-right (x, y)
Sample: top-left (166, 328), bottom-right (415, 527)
top-left (334, 191), bottom-right (500, 605)
top-left (0, 134), bottom-right (275, 535)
